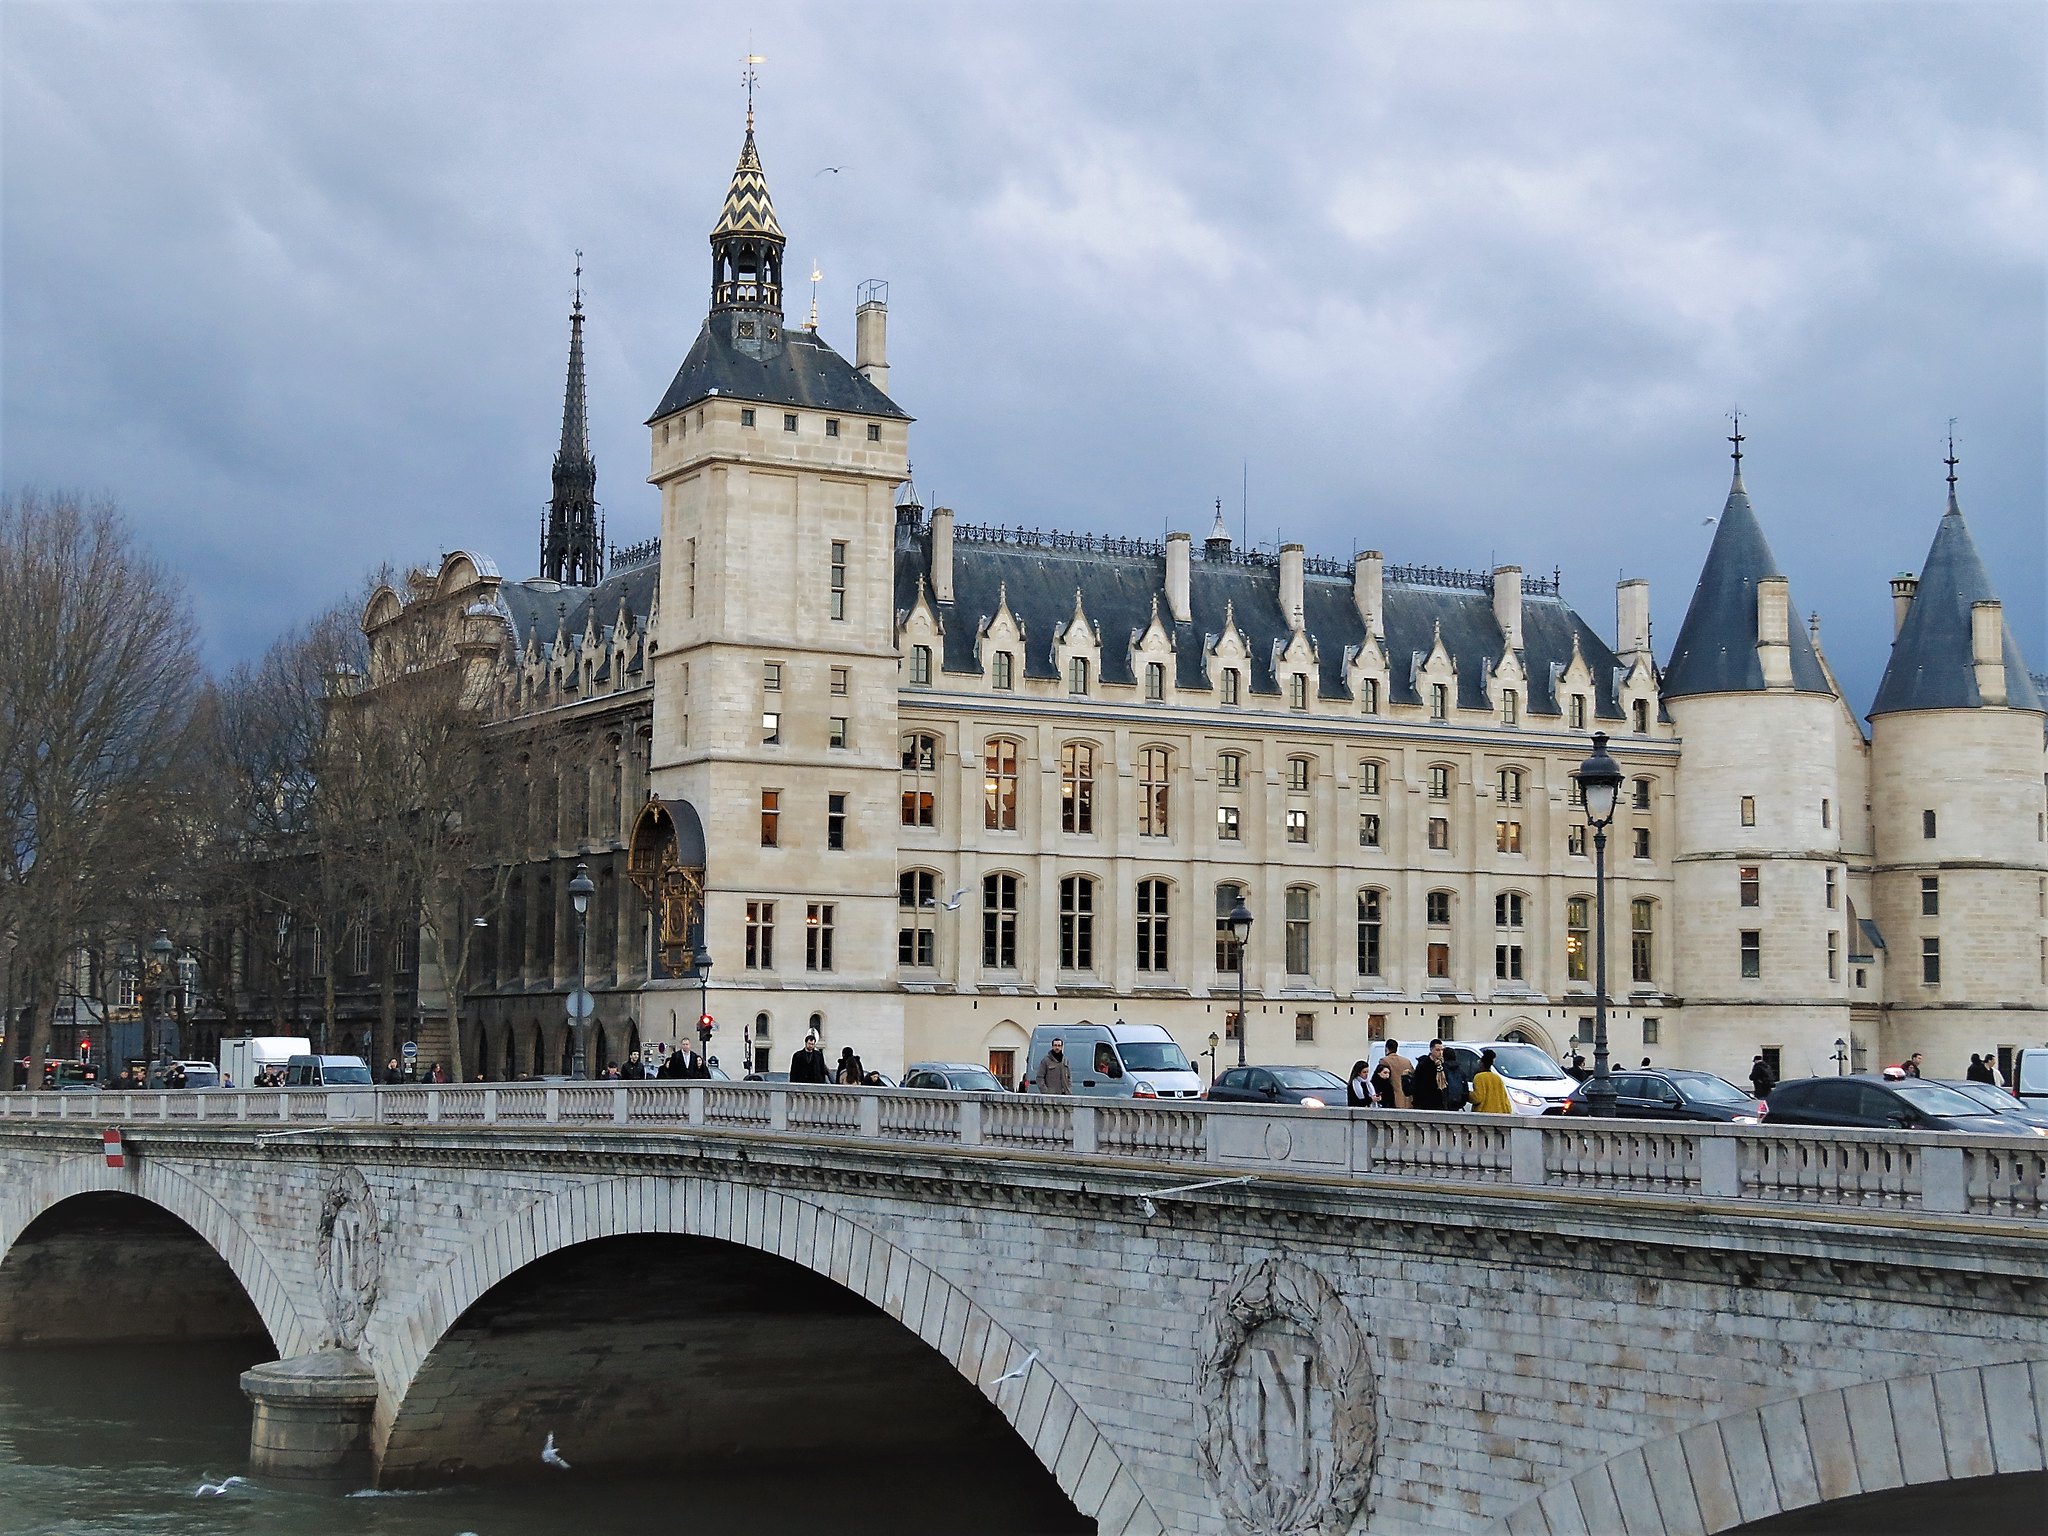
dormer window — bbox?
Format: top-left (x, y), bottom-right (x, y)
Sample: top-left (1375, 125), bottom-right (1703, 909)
top-left (1069, 657), bottom-right (1091, 696)
top-left (1569, 695), bottom-right (1587, 730)
top-left (992, 652), bottom-right (1014, 690)
top-left (1289, 673), bottom-right (1309, 710)
top-left (1360, 678), bottom-right (1379, 713)
top-left (1145, 661), bottom-right (1165, 701)
top-left (1221, 668), bottom-right (1241, 705)
top-left (1501, 689), bottom-right (1519, 725)
top-left (1431, 683), bottom-right (1449, 720)
top-left (910, 645), bottom-right (932, 686)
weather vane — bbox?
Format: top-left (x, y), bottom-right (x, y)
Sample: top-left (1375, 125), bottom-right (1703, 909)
top-left (807, 259), bottom-right (823, 330)
top-left (743, 49), bottom-right (765, 127)
top-left (1945, 417), bottom-right (1959, 489)
top-left (573, 248), bottom-right (583, 313)
top-left (1727, 405), bottom-right (1743, 467)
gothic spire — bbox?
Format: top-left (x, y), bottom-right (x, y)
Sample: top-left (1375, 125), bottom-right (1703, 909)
top-left (709, 100), bottom-right (786, 318)
top-left (542, 255), bottom-right (602, 586)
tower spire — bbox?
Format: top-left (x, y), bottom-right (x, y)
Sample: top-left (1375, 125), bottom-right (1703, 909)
top-left (1727, 406), bottom-right (1745, 490)
top-left (1945, 419), bottom-right (1960, 511)
top-left (542, 253), bottom-right (601, 585)
top-left (710, 63), bottom-right (785, 325)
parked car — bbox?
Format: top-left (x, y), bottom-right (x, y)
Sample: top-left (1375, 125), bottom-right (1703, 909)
top-left (903, 1062), bottom-right (1006, 1093)
top-left (1207, 1065), bottom-right (1347, 1108)
top-left (1388, 1040), bottom-right (1577, 1115)
top-left (1937, 1078), bottom-right (2048, 1132)
top-left (1549, 1068), bottom-right (1765, 1122)
top-left (1765, 1074), bottom-right (2035, 1134)
top-left (147, 1059), bottom-right (221, 1090)
top-left (281, 1054), bottom-right (375, 1087)
top-left (1024, 1023), bottom-right (1202, 1100)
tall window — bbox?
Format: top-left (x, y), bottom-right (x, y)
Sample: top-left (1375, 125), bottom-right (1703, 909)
top-left (984, 739), bottom-right (1020, 831)
top-left (1284, 887), bottom-right (1312, 975)
top-left (1139, 746), bottom-right (1171, 837)
top-left (1289, 673), bottom-right (1309, 710)
top-left (746, 901), bottom-right (776, 969)
top-left (1630, 899), bottom-right (1654, 984)
top-left (1566, 896), bottom-right (1589, 982)
top-left (910, 645), bottom-right (932, 685)
top-left (830, 666), bottom-right (849, 696)
top-left (1287, 756), bottom-right (1311, 792)
top-left (1741, 795), bottom-right (1756, 827)
top-left (827, 792), bottom-right (847, 851)
top-left (1059, 876), bottom-right (1096, 971)
top-left (1498, 767), bottom-right (1524, 803)
top-left (1359, 811), bottom-right (1381, 849)
top-left (806, 903), bottom-right (835, 972)
top-left (1428, 765), bottom-right (1451, 799)
top-left (1502, 689), bottom-right (1519, 725)
top-left (1060, 742), bottom-right (1096, 834)
top-left (1069, 656), bottom-right (1090, 696)
top-left (1569, 694), bottom-right (1587, 730)
top-left (1739, 866), bottom-right (1760, 907)
top-left (1922, 808), bottom-right (1937, 839)
top-left (1632, 777), bottom-right (1652, 810)
top-left (1136, 879), bottom-right (1170, 972)
top-left (1360, 760), bottom-right (1382, 796)
top-left (1568, 824), bottom-right (1588, 857)
top-left (1215, 884), bottom-right (1246, 973)
top-left (760, 790), bottom-right (781, 847)
top-left (1827, 930), bottom-right (1839, 981)
top-left (1427, 891), bottom-right (1451, 980)
top-left (1740, 929), bottom-right (1761, 979)
top-left (763, 660), bottom-right (783, 692)
top-left (1632, 826), bottom-right (1651, 859)
top-left (982, 873), bottom-right (1019, 968)
top-left (1221, 668), bottom-right (1241, 705)
top-left (1920, 875), bottom-right (1939, 915)
top-left (1145, 661), bottom-right (1165, 701)
top-left (898, 872), bottom-right (937, 968)
top-left (1494, 892), bottom-right (1524, 927)
top-left (901, 733), bottom-right (938, 827)
top-left (1633, 698), bottom-right (1649, 733)
top-left (1496, 820), bottom-right (1522, 854)
top-left (1427, 891), bottom-right (1451, 924)
top-left (1286, 807), bottom-right (1309, 844)
top-left (1356, 890), bottom-right (1383, 976)
top-left (1360, 678), bottom-right (1379, 713)
top-left (992, 651), bottom-right (1015, 690)
top-left (1218, 752), bottom-right (1242, 789)
top-left (1494, 892), bottom-right (1524, 981)
top-left (1217, 805), bottom-right (1241, 841)
top-left (1825, 867), bottom-right (1838, 909)
top-left (1431, 682), bottom-right (1449, 720)
top-left (828, 541), bottom-right (848, 620)
top-left (1921, 936), bottom-right (1941, 985)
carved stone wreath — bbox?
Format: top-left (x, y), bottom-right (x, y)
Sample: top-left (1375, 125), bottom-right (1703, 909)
top-left (316, 1166), bottom-right (382, 1349)
top-left (1197, 1256), bottom-right (1378, 1536)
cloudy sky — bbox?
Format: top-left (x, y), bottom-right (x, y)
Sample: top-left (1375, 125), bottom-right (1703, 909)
top-left (4, 1), bottom-right (2042, 712)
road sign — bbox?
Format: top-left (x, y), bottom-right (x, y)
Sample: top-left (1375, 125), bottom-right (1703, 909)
top-left (402, 1040), bottom-right (418, 1060)
top-left (565, 987), bottom-right (596, 1021)
top-left (103, 1129), bottom-right (125, 1170)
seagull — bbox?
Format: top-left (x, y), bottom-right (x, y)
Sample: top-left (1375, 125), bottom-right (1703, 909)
top-left (989, 1349), bottom-right (1038, 1386)
top-left (928, 888), bottom-right (968, 911)
top-left (541, 1432), bottom-right (571, 1470)
top-left (194, 1476), bottom-right (247, 1496)
top-left (814, 165), bottom-right (847, 176)
top-left (1701, 516), bottom-right (1718, 526)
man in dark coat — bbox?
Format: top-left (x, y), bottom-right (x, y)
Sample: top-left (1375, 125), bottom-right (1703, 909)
top-left (669, 1043), bottom-right (711, 1080)
top-left (790, 1035), bottom-right (830, 1083)
top-left (1409, 1041), bottom-right (1448, 1111)
top-left (1749, 1055), bottom-right (1776, 1097)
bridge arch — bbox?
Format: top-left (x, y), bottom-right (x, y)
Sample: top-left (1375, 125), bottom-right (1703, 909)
top-left (377, 1173), bottom-right (1165, 1533)
top-left (0, 1153), bottom-right (316, 1355)
top-left (1490, 1359), bottom-right (2048, 1535)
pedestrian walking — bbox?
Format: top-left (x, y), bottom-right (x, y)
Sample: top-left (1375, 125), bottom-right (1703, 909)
top-left (1346, 1059), bottom-right (1373, 1108)
top-left (1749, 1054), bottom-right (1776, 1097)
top-left (790, 1035), bottom-right (830, 1083)
top-left (1372, 1040), bottom-right (1414, 1110)
top-left (1036, 1037), bottom-right (1073, 1095)
top-left (1903, 1052), bottom-right (1924, 1079)
top-left (1470, 1050), bottom-right (1514, 1115)
top-left (1967, 1054), bottom-right (1996, 1085)
top-left (834, 1047), bottom-right (866, 1085)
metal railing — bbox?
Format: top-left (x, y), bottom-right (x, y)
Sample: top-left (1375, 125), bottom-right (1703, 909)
top-left (1, 1084), bottom-right (2041, 1223)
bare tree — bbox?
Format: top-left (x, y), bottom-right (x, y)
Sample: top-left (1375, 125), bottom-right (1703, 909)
top-left (0, 491), bottom-right (202, 1089)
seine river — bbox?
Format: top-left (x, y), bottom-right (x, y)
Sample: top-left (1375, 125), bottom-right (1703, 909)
top-left (0, 1342), bottom-right (1084, 1536)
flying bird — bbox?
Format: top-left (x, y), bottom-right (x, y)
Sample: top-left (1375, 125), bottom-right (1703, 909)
top-left (923, 888), bottom-right (969, 911)
top-left (541, 1432), bottom-right (571, 1470)
top-left (194, 1476), bottom-right (247, 1496)
top-left (1702, 516), bottom-right (1718, 526)
top-left (989, 1349), bottom-right (1039, 1386)
top-left (815, 165), bottom-right (847, 176)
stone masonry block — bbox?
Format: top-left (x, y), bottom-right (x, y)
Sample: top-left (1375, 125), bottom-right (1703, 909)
top-left (1840, 1378), bottom-right (1904, 1493)
top-left (1760, 1396), bottom-right (1819, 1513)
top-left (1981, 1360), bottom-right (2043, 1475)
top-left (1641, 1431), bottom-right (1705, 1536)
top-left (1718, 1414), bottom-right (1781, 1526)
top-left (1677, 1422), bottom-right (1742, 1533)
top-left (1570, 1461), bottom-right (1625, 1536)
top-left (1800, 1388), bottom-right (1860, 1503)
top-left (1934, 1367), bottom-right (1995, 1481)
top-left (1888, 1375), bottom-right (1948, 1485)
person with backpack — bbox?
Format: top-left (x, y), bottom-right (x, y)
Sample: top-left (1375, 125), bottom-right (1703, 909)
top-left (1749, 1054), bottom-right (1776, 1097)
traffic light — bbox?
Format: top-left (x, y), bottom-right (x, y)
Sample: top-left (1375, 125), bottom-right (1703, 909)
top-left (696, 1014), bottom-right (715, 1044)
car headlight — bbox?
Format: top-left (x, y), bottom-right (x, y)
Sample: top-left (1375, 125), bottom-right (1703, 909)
top-left (1299, 1096), bottom-right (1327, 1109)
top-left (1732, 1115), bottom-right (1761, 1124)
top-left (1507, 1087), bottom-right (1540, 1107)
top-left (1132, 1080), bottom-right (1158, 1099)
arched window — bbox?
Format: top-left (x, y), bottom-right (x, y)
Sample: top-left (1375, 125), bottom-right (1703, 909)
top-left (898, 871), bottom-right (939, 968)
top-left (1356, 889), bottom-right (1384, 976)
top-left (1566, 896), bottom-right (1590, 982)
top-left (984, 738), bottom-right (1020, 831)
top-left (1058, 875), bottom-right (1097, 971)
top-left (901, 732), bottom-right (939, 827)
top-left (1215, 883), bottom-right (1246, 974)
top-left (982, 873), bottom-right (1019, 968)
top-left (1284, 887), bottom-right (1313, 976)
top-left (1425, 891), bottom-right (1452, 981)
top-left (1498, 767), bottom-right (1524, 804)
top-left (1428, 765), bottom-right (1452, 800)
top-left (753, 1011), bottom-right (772, 1074)
top-left (1493, 891), bottom-right (1526, 982)
top-left (1287, 756), bottom-right (1312, 793)
top-left (1359, 760), bottom-right (1382, 796)
top-left (1138, 746), bottom-right (1171, 837)
top-left (1136, 878), bottom-right (1170, 972)
top-left (1060, 742), bottom-right (1096, 834)
top-left (1631, 899), bottom-right (1655, 984)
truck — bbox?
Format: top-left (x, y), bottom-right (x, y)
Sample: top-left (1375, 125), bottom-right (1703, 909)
top-left (219, 1035), bottom-right (311, 1088)
top-left (2014, 1048), bottom-right (2048, 1107)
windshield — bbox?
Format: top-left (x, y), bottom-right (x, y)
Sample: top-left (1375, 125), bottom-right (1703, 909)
top-left (1945, 1081), bottom-right (2025, 1115)
top-left (945, 1069), bottom-right (1004, 1091)
top-left (1674, 1072), bottom-right (1754, 1105)
top-left (322, 1066), bottom-right (374, 1085)
top-left (1117, 1042), bottom-right (1192, 1074)
top-left (1891, 1081), bottom-right (1992, 1116)
top-left (1271, 1068), bottom-right (1345, 1090)
top-left (1487, 1045), bottom-right (1568, 1081)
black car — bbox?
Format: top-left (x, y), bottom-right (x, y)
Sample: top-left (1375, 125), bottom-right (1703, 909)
top-left (1207, 1065), bottom-right (1347, 1107)
top-left (1766, 1074), bottom-right (2029, 1134)
top-left (1551, 1068), bottom-right (1766, 1122)
top-left (902, 1062), bottom-right (1006, 1093)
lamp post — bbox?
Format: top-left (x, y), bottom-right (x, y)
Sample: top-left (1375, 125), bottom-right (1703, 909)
top-left (567, 863), bottom-right (594, 1080)
top-left (1572, 733), bottom-right (1625, 1118)
top-left (1833, 1037), bottom-right (1849, 1075)
top-left (146, 929), bottom-right (178, 1066)
top-left (1227, 898), bottom-right (1254, 1068)
top-left (1205, 1031), bottom-right (1221, 1087)
top-left (692, 944), bottom-right (714, 1055)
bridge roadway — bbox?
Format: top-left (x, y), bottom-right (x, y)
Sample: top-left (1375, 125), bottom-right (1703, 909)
top-left (0, 1083), bottom-right (2044, 1535)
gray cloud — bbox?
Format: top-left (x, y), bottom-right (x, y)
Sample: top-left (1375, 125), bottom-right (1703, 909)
top-left (4, 1), bottom-right (2041, 712)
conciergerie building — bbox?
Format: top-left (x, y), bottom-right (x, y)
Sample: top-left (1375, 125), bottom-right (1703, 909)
top-left (369, 105), bottom-right (2047, 1089)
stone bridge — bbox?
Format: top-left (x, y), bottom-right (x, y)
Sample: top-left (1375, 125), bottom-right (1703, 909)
top-left (1, 1083), bottom-right (2044, 1535)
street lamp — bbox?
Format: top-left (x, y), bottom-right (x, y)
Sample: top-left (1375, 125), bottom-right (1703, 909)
top-left (147, 929), bottom-right (178, 1065)
top-left (1833, 1037), bottom-right (1849, 1075)
top-left (692, 944), bottom-right (714, 1054)
top-left (1572, 733), bottom-right (1625, 1118)
top-left (567, 863), bottom-right (594, 1080)
top-left (1205, 1031), bottom-right (1221, 1088)
top-left (1227, 898), bottom-right (1254, 1068)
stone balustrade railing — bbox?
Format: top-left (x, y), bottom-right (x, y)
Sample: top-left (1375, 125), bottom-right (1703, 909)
top-left (2, 1084), bottom-right (2042, 1223)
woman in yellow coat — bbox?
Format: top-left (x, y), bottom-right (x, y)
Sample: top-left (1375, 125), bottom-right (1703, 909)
top-left (1470, 1049), bottom-right (1514, 1115)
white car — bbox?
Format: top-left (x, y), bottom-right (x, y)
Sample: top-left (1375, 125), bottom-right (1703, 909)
top-left (1387, 1039), bottom-right (1577, 1115)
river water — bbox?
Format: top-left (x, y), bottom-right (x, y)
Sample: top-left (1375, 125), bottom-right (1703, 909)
top-left (0, 1342), bottom-right (1086, 1536)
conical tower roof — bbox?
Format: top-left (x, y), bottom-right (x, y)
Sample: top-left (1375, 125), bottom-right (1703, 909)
top-left (1661, 460), bottom-right (1832, 699)
top-left (1870, 483), bottom-right (2042, 716)
top-left (711, 126), bottom-right (783, 241)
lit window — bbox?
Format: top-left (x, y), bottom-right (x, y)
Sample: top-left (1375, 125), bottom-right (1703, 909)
top-left (991, 651), bottom-right (1014, 690)
top-left (982, 873), bottom-right (1019, 969)
top-left (826, 792), bottom-right (847, 850)
top-left (1058, 875), bottom-right (1096, 971)
top-left (829, 541), bottom-right (848, 620)
top-left (1136, 879), bottom-right (1170, 972)
top-left (1138, 746), bottom-right (1171, 837)
top-left (1566, 896), bottom-right (1588, 981)
top-left (760, 790), bottom-right (780, 847)
top-left (806, 903), bottom-right (835, 971)
top-left (1145, 661), bottom-right (1165, 701)
top-left (900, 733), bottom-right (938, 828)
top-left (1288, 756), bottom-right (1311, 792)
top-left (898, 872), bottom-right (936, 967)
top-left (1356, 890), bottom-right (1383, 975)
top-left (1739, 866), bottom-right (1760, 907)
top-left (1284, 887), bottom-right (1312, 975)
top-left (746, 901), bottom-right (775, 969)
top-left (910, 645), bottom-right (932, 686)
top-left (1427, 942), bottom-right (1451, 980)
top-left (1631, 899), bottom-right (1653, 984)
top-left (1060, 742), bottom-right (1096, 835)
top-left (1496, 820), bottom-right (1522, 854)
top-left (1217, 805), bottom-right (1241, 841)
top-left (1218, 752), bottom-right (1242, 789)
top-left (984, 739), bottom-right (1020, 831)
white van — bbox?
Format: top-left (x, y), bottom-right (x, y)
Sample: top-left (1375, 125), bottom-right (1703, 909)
top-left (2014, 1048), bottom-right (2048, 1107)
top-left (1025, 1023), bottom-right (1203, 1100)
top-left (1384, 1039), bottom-right (1576, 1115)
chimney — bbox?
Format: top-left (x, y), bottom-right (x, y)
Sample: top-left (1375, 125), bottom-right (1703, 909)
top-left (1972, 600), bottom-right (2007, 705)
top-left (1756, 576), bottom-right (1792, 689)
top-left (1279, 544), bottom-right (1305, 630)
top-left (855, 279), bottom-right (889, 394)
top-left (1615, 578), bottom-right (1650, 658)
top-left (930, 506), bottom-right (954, 604)
top-left (1890, 573), bottom-right (1919, 636)
top-left (1492, 565), bottom-right (1524, 652)
top-left (1165, 532), bottom-right (1192, 623)
top-left (1354, 550), bottom-right (1384, 640)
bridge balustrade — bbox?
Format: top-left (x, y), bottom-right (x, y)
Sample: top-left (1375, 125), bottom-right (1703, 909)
top-left (2, 1084), bottom-right (2042, 1223)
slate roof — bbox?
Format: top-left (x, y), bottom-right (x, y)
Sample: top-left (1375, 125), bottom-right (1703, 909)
top-left (1660, 469), bottom-right (1833, 699)
top-left (649, 319), bottom-right (909, 423)
top-left (894, 527), bottom-right (1627, 720)
top-left (1869, 495), bottom-right (2043, 717)
top-left (497, 559), bottom-right (659, 666)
